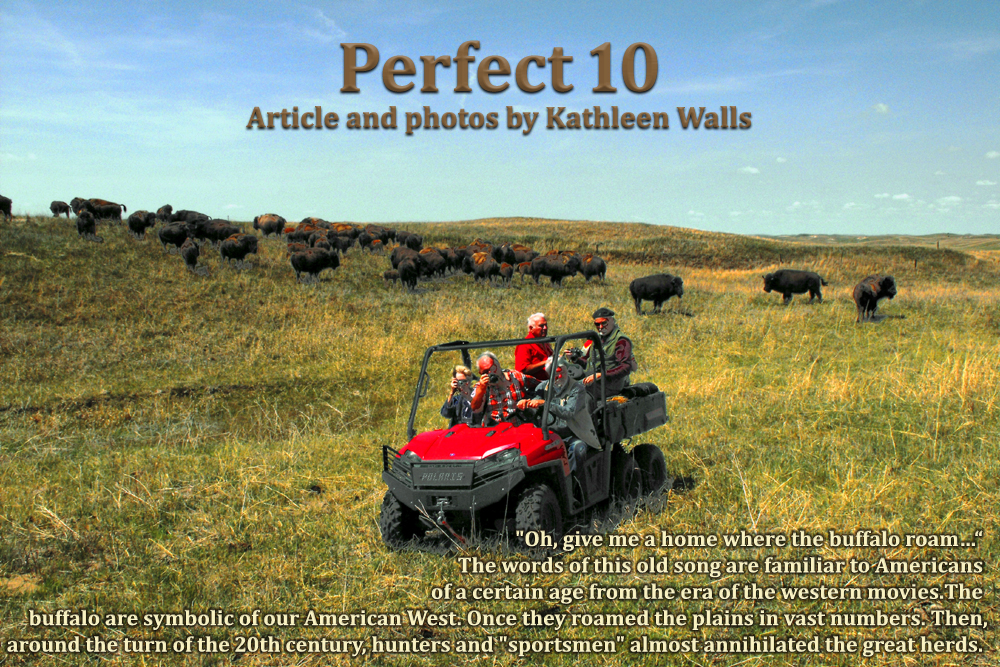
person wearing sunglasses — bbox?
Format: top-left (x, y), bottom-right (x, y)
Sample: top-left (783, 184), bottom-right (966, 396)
top-left (579, 307), bottom-right (637, 398)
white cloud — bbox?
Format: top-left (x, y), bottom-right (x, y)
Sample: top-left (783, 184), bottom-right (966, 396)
top-left (936, 196), bottom-right (962, 205)
top-left (295, 8), bottom-right (347, 42)
top-left (739, 166), bottom-right (760, 174)
top-left (976, 180), bottom-right (996, 186)
top-left (843, 202), bottom-right (859, 210)
top-left (984, 200), bottom-right (1000, 210)
top-left (729, 211), bottom-right (742, 217)
top-left (934, 170), bottom-right (945, 176)
top-left (224, 204), bottom-right (243, 209)
top-left (873, 103), bottom-right (890, 114)
top-left (892, 193), bottom-right (910, 200)
top-left (776, 157), bottom-right (787, 163)
top-left (688, 210), bottom-right (704, 218)
top-left (987, 151), bottom-right (1000, 159)
top-left (0, 152), bottom-right (37, 162)
top-left (874, 193), bottom-right (890, 199)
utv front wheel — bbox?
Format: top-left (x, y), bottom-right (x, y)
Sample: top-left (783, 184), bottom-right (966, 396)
top-left (379, 491), bottom-right (421, 548)
top-left (515, 484), bottom-right (563, 544)
top-left (632, 444), bottom-right (668, 493)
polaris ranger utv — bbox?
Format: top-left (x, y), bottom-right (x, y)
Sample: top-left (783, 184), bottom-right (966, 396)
top-left (379, 331), bottom-right (669, 547)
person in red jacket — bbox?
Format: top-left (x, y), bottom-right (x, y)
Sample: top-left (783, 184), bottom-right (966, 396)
top-left (515, 312), bottom-right (553, 380)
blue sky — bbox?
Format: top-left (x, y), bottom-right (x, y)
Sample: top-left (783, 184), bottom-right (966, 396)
top-left (1, 0), bottom-right (997, 234)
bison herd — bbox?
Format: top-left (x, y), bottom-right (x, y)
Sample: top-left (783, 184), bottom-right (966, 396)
top-left (5, 195), bottom-right (900, 323)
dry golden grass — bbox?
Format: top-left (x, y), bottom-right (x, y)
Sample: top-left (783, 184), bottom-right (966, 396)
top-left (1, 216), bottom-right (997, 666)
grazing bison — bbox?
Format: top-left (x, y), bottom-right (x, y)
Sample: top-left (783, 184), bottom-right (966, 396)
top-left (50, 201), bottom-right (71, 218)
top-left (75, 211), bottom-right (102, 242)
top-left (580, 254), bottom-right (607, 282)
top-left (630, 274), bottom-right (684, 314)
top-left (171, 209), bottom-right (210, 224)
top-left (290, 247), bottom-right (340, 283)
top-left (499, 262), bottom-right (514, 286)
top-left (220, 234), bottom-right (259, 268)
top-left (853, 275), bottom-right (897, 322)
top-left (397, 259), bottom-right (419, 291)
top-left (253, 213), bottom-right (286, 237)
top-left (468, 252), bottom-right (500, 283)
top-left (517, 261), bottom-right (533, 283)
top-left (127, 211), bottom-right (157, 239)
top-left (383, 269), bottom-right (399, 286)
top-left (763, 269), bottom-right (828, 304)
top-left (204, 220), bottom-right (242, 246)
top-left (180, 238), bottom-right (200, 273)
top-left (156, 205), bottom-right (173, 222)
top-left (530, 253), bottom-right (581, 286)
top-left (158, 223), bottom-right (189, 252)
top-left (418, 248), bottom-right (446, 277)
top-left (391, 245), bottom-right (423, 271)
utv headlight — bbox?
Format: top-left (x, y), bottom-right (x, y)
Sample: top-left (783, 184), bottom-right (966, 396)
top-left (476, 448), bottom-right (520, 471)
top-left (401, 449), bottom-right (422, 464)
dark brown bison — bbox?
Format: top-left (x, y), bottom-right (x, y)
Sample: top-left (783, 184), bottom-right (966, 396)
top-left (76, 199), bottom-right (125, 221)
top-left (391, 245), bottom-right (423, 271)
top-left (630, 274), bottom-right (684, 314)
top-left (418, 248), bottom-right (446, 277)
top-left (50, 201), bottom-right (71, 218)
top-left (492, 243), bottom-right (516, 265)
top-left (180, 238), bottom-right (200, 273)
top-left (253, 213), bottom-right (286, 237)
top-left (397, 259), bottom-right (419, 291)
top-left (290, 247), bottom-right (340, 283)
top-left (580, 254), bottom-right (607, 282)
top-left (89, 198), bottom-right (126, 213)
top-left (853, 275), bottom-right (897, 322)
top-left (499, 262), bottom-right (514, 286)
top-left (763, 269), bottom-right (828, 304)
top-left (0, 195), bottom-right (11, 219)
top-left (158, 223), bottom-right (189, 252)
top-left (204, 220), bottom-right (242, 246)
top-left (383, 269), bottom-right (399, 286)
top-left (511, 244), bottom-right (538, 264)
top-left (517, 261), bottom-right (533, 283)
top-left (127, 210), bottom-right (157, 239)
top-left (220, 234), bottom-right (259, 268)
top-left (75, 211), bottom-right (102, 242)
top-left (156, 205), bottom-right (173, 222)
top-left (530, 253), bottom-right (581, 286)
top-left (469, 252), bottom-right (500, 283)
top-left (171, 209), bottom-right (210, 224)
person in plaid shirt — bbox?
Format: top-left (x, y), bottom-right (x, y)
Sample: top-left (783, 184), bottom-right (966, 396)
top-left (470, 352), bottom-right (540, 426)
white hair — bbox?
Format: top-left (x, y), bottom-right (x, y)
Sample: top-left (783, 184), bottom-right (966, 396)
top-left (527, 312), bottom-right (546, 327)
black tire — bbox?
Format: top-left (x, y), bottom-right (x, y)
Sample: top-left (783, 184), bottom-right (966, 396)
top-left (379, 491), bottom-right (421, 548)
top-left (515, 484), bottom-right (563, 544)
top-left (632, 443), bottom-right (668, 493)
top-left (611, 443), bottom-right (642, 501)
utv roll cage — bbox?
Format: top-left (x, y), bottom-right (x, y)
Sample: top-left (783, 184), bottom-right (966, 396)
top-left (406, 331), bottom-right (607, 440)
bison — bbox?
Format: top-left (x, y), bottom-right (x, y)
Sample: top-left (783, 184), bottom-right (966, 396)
top-left (127, 211), bottom-right (157, 239)
top-left (383, 269), bottom-right (400, 286)
top-left (468, 252), bottom-right (500, 283)
top-left (530, 253), bottom-right (581, 286)
top-left (397, 259), bottom-right (419, 291)
top-left (180, 238), bottom-right (201, 273)
top-left (853, 275), bottom-right (897, 322)
top-left (0, 195), bottom-right (11, 219)
top-left (75, 211), bottom-right (102, 242)
top-left (253, 213), bottom-right (286, 237)
top-left (580, 254), bottom-right (607, 282)
top-left (158, 223), bottom-right (189, 252)
top-left (171, 209), bottom-right (210, 224)
top-left (156, 205), bottom-right (173, 222)
top-left (630, 274), bottom-right (684, 314)
top-left (50, 201), bottom-right (71, 218)
top-left (763, 269), bottom-right (828, 304)
top-left (290, 247), bottom-right (340, 283)
top-left (220, 234), bottom-right (259, 268)
top-left (203, 220), bottom-right (242, 246)
top-left (499, 262), bottom-right (514, 286)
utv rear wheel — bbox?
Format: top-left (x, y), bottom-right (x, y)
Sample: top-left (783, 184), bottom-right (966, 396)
top-left (379, 491), bottom-right (421, 548)
top-left (611, 443), bottom-right (642, 500)
top-left (515, 484), bottom-right (563, 544)
top-left (632, 443), bottom-right (667, 493)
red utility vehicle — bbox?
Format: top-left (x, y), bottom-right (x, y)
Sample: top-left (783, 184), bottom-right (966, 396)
top-left (380, 331), bottom-right (669, 547)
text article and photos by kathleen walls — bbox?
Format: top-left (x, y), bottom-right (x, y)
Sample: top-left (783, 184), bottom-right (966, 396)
top-left (8, 528), bottom-right (988, 660)
top-left (245, 41), bottom-right (751, 135)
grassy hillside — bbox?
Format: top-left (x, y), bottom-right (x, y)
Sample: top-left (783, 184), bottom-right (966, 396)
top-left (1, 216), bottom-right (997, 666)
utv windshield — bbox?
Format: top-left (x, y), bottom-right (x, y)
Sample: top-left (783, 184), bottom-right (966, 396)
top-left (406, 331), bottom-right (607, 440)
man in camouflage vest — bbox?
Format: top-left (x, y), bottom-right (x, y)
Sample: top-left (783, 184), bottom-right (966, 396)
top-left (580, 307), bottom-right (636, 398)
